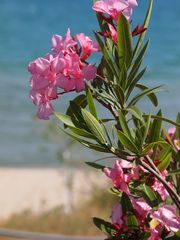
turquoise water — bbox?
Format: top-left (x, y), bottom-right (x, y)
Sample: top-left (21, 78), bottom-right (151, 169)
top-left (0, 0), bottom-right (180, 166)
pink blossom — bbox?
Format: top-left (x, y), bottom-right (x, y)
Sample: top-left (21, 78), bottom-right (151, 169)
top-left (104, 160), bottom-right (133, 194)
top-left (151, 169), bottom-right (170, 201)
top-left (131, 197), bottom-right (151, 224)
top-left (150, 205), bottom-right (180, 232)
top-left (148, 227), bottom-right (162, 240)
top-left (168, 127), bottom-right (176, 138)
top-left (93, 0), bottom-right (138, 22)
top-left (29, 29), bottom-right (99, 119)
top-left (111, 204), bottom-right (124, 225)
top-left (76, 33), bottom-right (100, 61)
top-left (51, 28), bottom-right (77, 53)
top-left (108, 23), bottom-right (118, 42)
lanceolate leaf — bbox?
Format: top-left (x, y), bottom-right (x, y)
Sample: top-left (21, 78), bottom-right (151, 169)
top-left (69, 127), bottom-right (97, 140)
top-left (141, 184), bottom-right (158, 207)
top-left (128, 40), bottom-right (149, 86)
top-left (126, 214), bottom-right (139, 230)
top-left (86, 88), bottom-right (98, 119)
top-left (142, 113), bottom-right (151, 143)
top-left (118, 110), bottom-right (133, 140)
top-left (120, 63), bottom-right (127, 90)
top-left (135, 83), bottom-right (159, 107)
top-left (54, 112), bottom-right (75, 128)
top-left (157, 152), bottom-right (172, 170)
top-left (121, 192), bottom-right (134, 214)
top-left (117, 131), bottom-right (138, 154)
top-left (126, 67), bottom-right (147, 100)
top-left (142, 141), bottom-right (170, 155)
top-left (128, 85), bottom-right (162, 107)
top-left (94, 32), bottom-right (119, 78)
top-left (81, 109), bottom-right (106, 143)
top-left (148, 110), bottom-right (162, 143)
top-left (168, 169), bottom-right (180, 175)
top-left (93, 218), bottom-right (116, 236)
top-left (85, 162), bottom-right (105, 170)
top-left (58, 127), bottom-right (109, 153)
top-left (126, 106), bottom-right (142, 120)
top-left (117, 14), bottom-right (133, 68)
top-left (66, 94), bottom-right (87, 117)
top-left (133, 0), bottom-right (153, 59)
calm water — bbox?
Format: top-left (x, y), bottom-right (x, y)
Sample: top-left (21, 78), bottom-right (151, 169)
top-left (0, 0), bottom-right (179, 166)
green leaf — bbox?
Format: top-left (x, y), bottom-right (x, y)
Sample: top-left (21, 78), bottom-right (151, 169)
top-left (142, 141), bottom-right (170, 155)
top-left (133, 0), bottom-right (153, 59)
top-left (126, 67), bottom-right (147, 100)
top-left (128, 85), bottom-right (162, 107)
top-left (111, 83), bottom-right (125, 107)
top-left (94, 32), bottom-right (119, 78)
top-left (168, 169), bottom-right (180, 175)
top-left (142, 113), bottom-right (151, 143)
top-left (128, 40), bottom-right (149, 85)
top-left (157, 152), bottom-right (172, 170)
top-left (120, 62), bottom-right (127, 90)
top-left (127, 106), bottom-right (142, 120)
top-left (141, 184), bottom-right (159, 207)
top-left (93, 218), bottom-right (116, 236)
top-left (135, 83), bottom-right (159, 107)
top-left (81, 109), bottom-right (106, 143)
top-left (69, 127), bottom-right (96, 140)
top-left (176, 113), bottom-right (180, 139)
top-left (66, 94), bottom-right (87, 117)
top-left (117, 14), bottom-right (133, 68)
top-left (117, 131), bottom-right (138, 153)
top-left (148, 110), bottom-right (162, 143)
top-left (121, 192), bottom-right (134, 214)
top-left (85, 162), bottom-right (105, 170)
top-left (126, 213), bottom-right (139, 230)
top-left (118, 110), bottom-right (133, 140)
top-left (54, 112), bottom-right (75, 128)
top-left (86, 88), bottom-right (98, 119)
top-left (58, 126), bottom-right (109, 153)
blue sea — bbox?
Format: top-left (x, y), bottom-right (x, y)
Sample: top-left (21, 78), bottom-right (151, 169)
top-left (0, 0), bottom-right (179, 167)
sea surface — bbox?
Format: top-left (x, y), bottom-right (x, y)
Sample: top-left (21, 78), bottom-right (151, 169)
top-left (0, 0), bottom-right (179, 167)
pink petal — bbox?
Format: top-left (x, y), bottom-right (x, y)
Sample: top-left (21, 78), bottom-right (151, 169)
top-left (37, 102), bottom-right (54, 120)
top-left (82, 64), bottom-right (97, 80)
top-left (30, 75), bottom-right (49, 91)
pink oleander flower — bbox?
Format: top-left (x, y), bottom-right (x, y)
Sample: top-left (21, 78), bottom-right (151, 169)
top-left (150, 205), bottom-right (180, 232)
top-left (167, 127), bottom-right (180, 151)
top-left (131, 197), bottom-right (151, 224)
top-left (111, 203), bottom-right (124, 226)
top-left (108, 23), bottom-right (118, 42)
top-left (28, 29), bottom-right (99, 119)
top-left (76, 33), bottom-right (100, 61)
top-left (148, 227), bottom-right (162, 240)
top-left (151, 170), bottom-right (169, 201)
top-left (51, 28), bottom-right (77, 53)
top-left (104, 160), bottom-right (139, 194)
top-left (93, 0), bottom-right (138, 22)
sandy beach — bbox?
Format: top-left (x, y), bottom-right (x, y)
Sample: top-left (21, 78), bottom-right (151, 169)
top-left (0, 167), bottom-right (108, 220)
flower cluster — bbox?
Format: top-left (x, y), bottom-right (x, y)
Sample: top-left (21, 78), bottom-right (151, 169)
top-left (28, 29), bottom-right (99, 119)
top-left (104, 160), bottom-right (180, 239)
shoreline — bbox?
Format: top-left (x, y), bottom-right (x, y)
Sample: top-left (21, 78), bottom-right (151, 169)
top-left (0, 167), bottom-right (108, 220)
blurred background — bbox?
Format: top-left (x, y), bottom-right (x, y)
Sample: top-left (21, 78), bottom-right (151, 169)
top-left (0, 0), bottom-right (179, 237)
